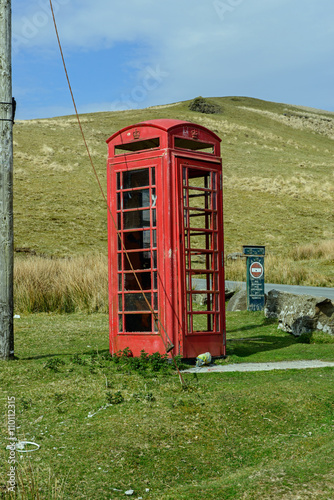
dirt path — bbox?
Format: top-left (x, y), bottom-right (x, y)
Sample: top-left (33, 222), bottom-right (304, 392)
top-left (182, 360), bottom-right (334, 374)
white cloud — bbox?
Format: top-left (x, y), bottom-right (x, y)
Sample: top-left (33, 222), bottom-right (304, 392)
top-left (12, 0), bottom-right (334, 117)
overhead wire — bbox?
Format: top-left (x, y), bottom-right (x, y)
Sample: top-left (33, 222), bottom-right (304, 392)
top-left (48, 0), bottom-right (186, 385)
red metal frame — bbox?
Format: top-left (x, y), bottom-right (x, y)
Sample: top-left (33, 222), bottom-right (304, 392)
top-left (106, 119), bottom-right (226, 358)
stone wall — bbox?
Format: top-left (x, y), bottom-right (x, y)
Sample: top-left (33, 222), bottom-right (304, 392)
top-left (264, 290), bottom-right (334, 336)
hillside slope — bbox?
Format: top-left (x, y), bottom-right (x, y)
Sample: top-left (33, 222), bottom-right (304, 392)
top-left (13, 96), bottom-right (334, 284)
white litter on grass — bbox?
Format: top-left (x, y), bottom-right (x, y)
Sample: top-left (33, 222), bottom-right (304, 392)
top-left (7, 441), bottom-right (40, 452)
top-left (14, 315), bottom-right (20, 319)
top-left (125, 490), bottom-right (134, 496)
top-left (87, 404), bottom-right (112, 418)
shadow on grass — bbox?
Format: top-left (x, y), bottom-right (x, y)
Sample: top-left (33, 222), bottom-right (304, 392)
top-left (227, 316), bottom-right (277, 335)
top-left (16, 349), bottom-right (110, 361)
top-left (226, 335), bottom-right (296, 358)
top-left (226, 315), bottom-right (298, 358)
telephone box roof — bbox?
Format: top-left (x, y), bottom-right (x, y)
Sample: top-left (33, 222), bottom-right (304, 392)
top-left (106, 118), bottom-right (222, 144)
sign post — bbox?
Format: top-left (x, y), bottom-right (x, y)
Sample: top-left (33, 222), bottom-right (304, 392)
top-left (243, 245), bottom-right (265, 311)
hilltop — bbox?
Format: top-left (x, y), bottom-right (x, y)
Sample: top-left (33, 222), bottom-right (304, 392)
top-left (13, 96), bottom-right (334, 285)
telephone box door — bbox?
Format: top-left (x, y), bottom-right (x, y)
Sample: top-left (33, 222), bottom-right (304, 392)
top-left (109, 158), bottom-right (167, 355)
top-left (177, 158), bottom-right (225, 358)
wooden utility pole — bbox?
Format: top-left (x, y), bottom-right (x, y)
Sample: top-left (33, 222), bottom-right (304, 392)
top-left (0, 0), bottom-right (14, 360)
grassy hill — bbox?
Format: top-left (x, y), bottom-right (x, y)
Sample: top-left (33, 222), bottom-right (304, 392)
top-left (13, 96), bottom-right (334, 286)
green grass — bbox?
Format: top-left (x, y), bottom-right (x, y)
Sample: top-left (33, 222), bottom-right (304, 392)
top-left (1, 312), bottom-right (334, 499)
top-left (225, 311), bottom-right (334, 363)
top-left (13, 96), bottom-right (334, 285)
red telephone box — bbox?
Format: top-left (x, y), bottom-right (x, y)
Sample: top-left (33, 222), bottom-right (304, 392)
top-left (106, 119), bottom-right (226, 358)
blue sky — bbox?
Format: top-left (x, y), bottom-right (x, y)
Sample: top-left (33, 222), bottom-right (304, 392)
top-left (12, 0), bottom-right (334, 120)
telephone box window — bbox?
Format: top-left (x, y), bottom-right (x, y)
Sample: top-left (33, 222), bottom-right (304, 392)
top-left (175, 137), bottom-right (214, 154)
top-left (123, 168), bottom-right (150, 189)
top-left (115, 138), bottom-right (160, 155)
top-left (116, 167), bottom-right (158, 333)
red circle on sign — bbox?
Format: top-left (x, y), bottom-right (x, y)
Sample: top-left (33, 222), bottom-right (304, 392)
top-left (250, 262), bottom-right (263, 279)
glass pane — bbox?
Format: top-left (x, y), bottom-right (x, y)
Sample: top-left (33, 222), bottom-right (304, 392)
top-left (213, 212), bottom-right (217, 230)
top-left (124, 293), bottom-right (151, 311)
top-left (152, 210), bottom-right (156, 227)
top-left (124, 272), bottom-right (151, 291)
top-left (212, 191), bottom-right (217, 210)
top-left (184, 230), bottom-right (189, 249)
top-left (215, 294), bottom-right (220, 311)
top-left (117, 213), bottom-right (121, 229)
top-left (117, 193), bottom-right (121, 210)
top-left (123, 169), bottom-right (149, 189)
top-left (117, 172), bottom-right (121, 190)
top-left (123, 189), bottom-right (150, 210)
top-left (151, 168), bottom-right (155, 186)
top-left (153, 251), bottom-right (157, 269)
top-left (119, 315), bottom-right (123, 331)
top-left (118, 274), bottom-right (122, 291)
top-left (188, 314), bottom-right (192, 332)
top-left (122, 230), bottom-right (151, 250)
top-left (151, 188), bottom-right (157, 207)
top-left (153, 272), bottom-right (157, 289)
top-left (187, 170), bottom-right (211, 189)
top-left (123, 209), bottom-right (151, 229)
top-left (187, 293), bottom-right (191, 311)
top-left (125, 313), bottom-right (152, 332)
top-left (118, 254), bottom-right (122, 270)
top-left (118, 295), bottom-right (123, 312)
top-left (212, 173), bottom-right (217, 191)
top-left (152, 230), bottom-right (156, 247)
top-left (153, 293), bottom-right (158, 310)
top-left (213, 252), bottom-right (219, 271)
top-left (124, 251), bottom-right (151, 270)
top-left (183, 188), bottom-right (188, 209)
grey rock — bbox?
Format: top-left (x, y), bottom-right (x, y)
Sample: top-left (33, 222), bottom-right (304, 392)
top-left (227, 252), bottom-right (243, 261)
top-left (225, 287), bottom-right (236, 301)
top-left (226, 290), bottom-right (247, 311)
top-left (264, 289), bottom-right (334, 336)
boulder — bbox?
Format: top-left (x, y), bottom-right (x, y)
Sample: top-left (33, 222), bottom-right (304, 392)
top-left (225, 286), bottom-right (236, 301)
top-left (264, 289), bottom-right (334, 336)
top-left (226, 290), bottom-right (247, 311)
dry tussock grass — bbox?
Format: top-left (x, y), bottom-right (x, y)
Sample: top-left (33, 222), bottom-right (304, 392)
top-left (14, 151), bottom-right (35, 162)
top-left (14, 254), bottom-right (108, 313)
top-left (48, 161), bottom-right (74, 172)
top-left (14, 148), bottom-right (77, 172)
top-left (40, 144), bottom-right (55, 155)
top-left (225, 254), bottom-right (331, 286)
top-left (239, 106), bottom-right (334, 139)
top-left (193, 115), bottom-right (280, 141)
top-left (20, 117), bottom-right (92, 128)
top-left (291, 240), bottom-right (334, 260)
top-left (194, 114), bottom-right (307, 150)
top-left (224, 174), bottom-right (334, 200)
